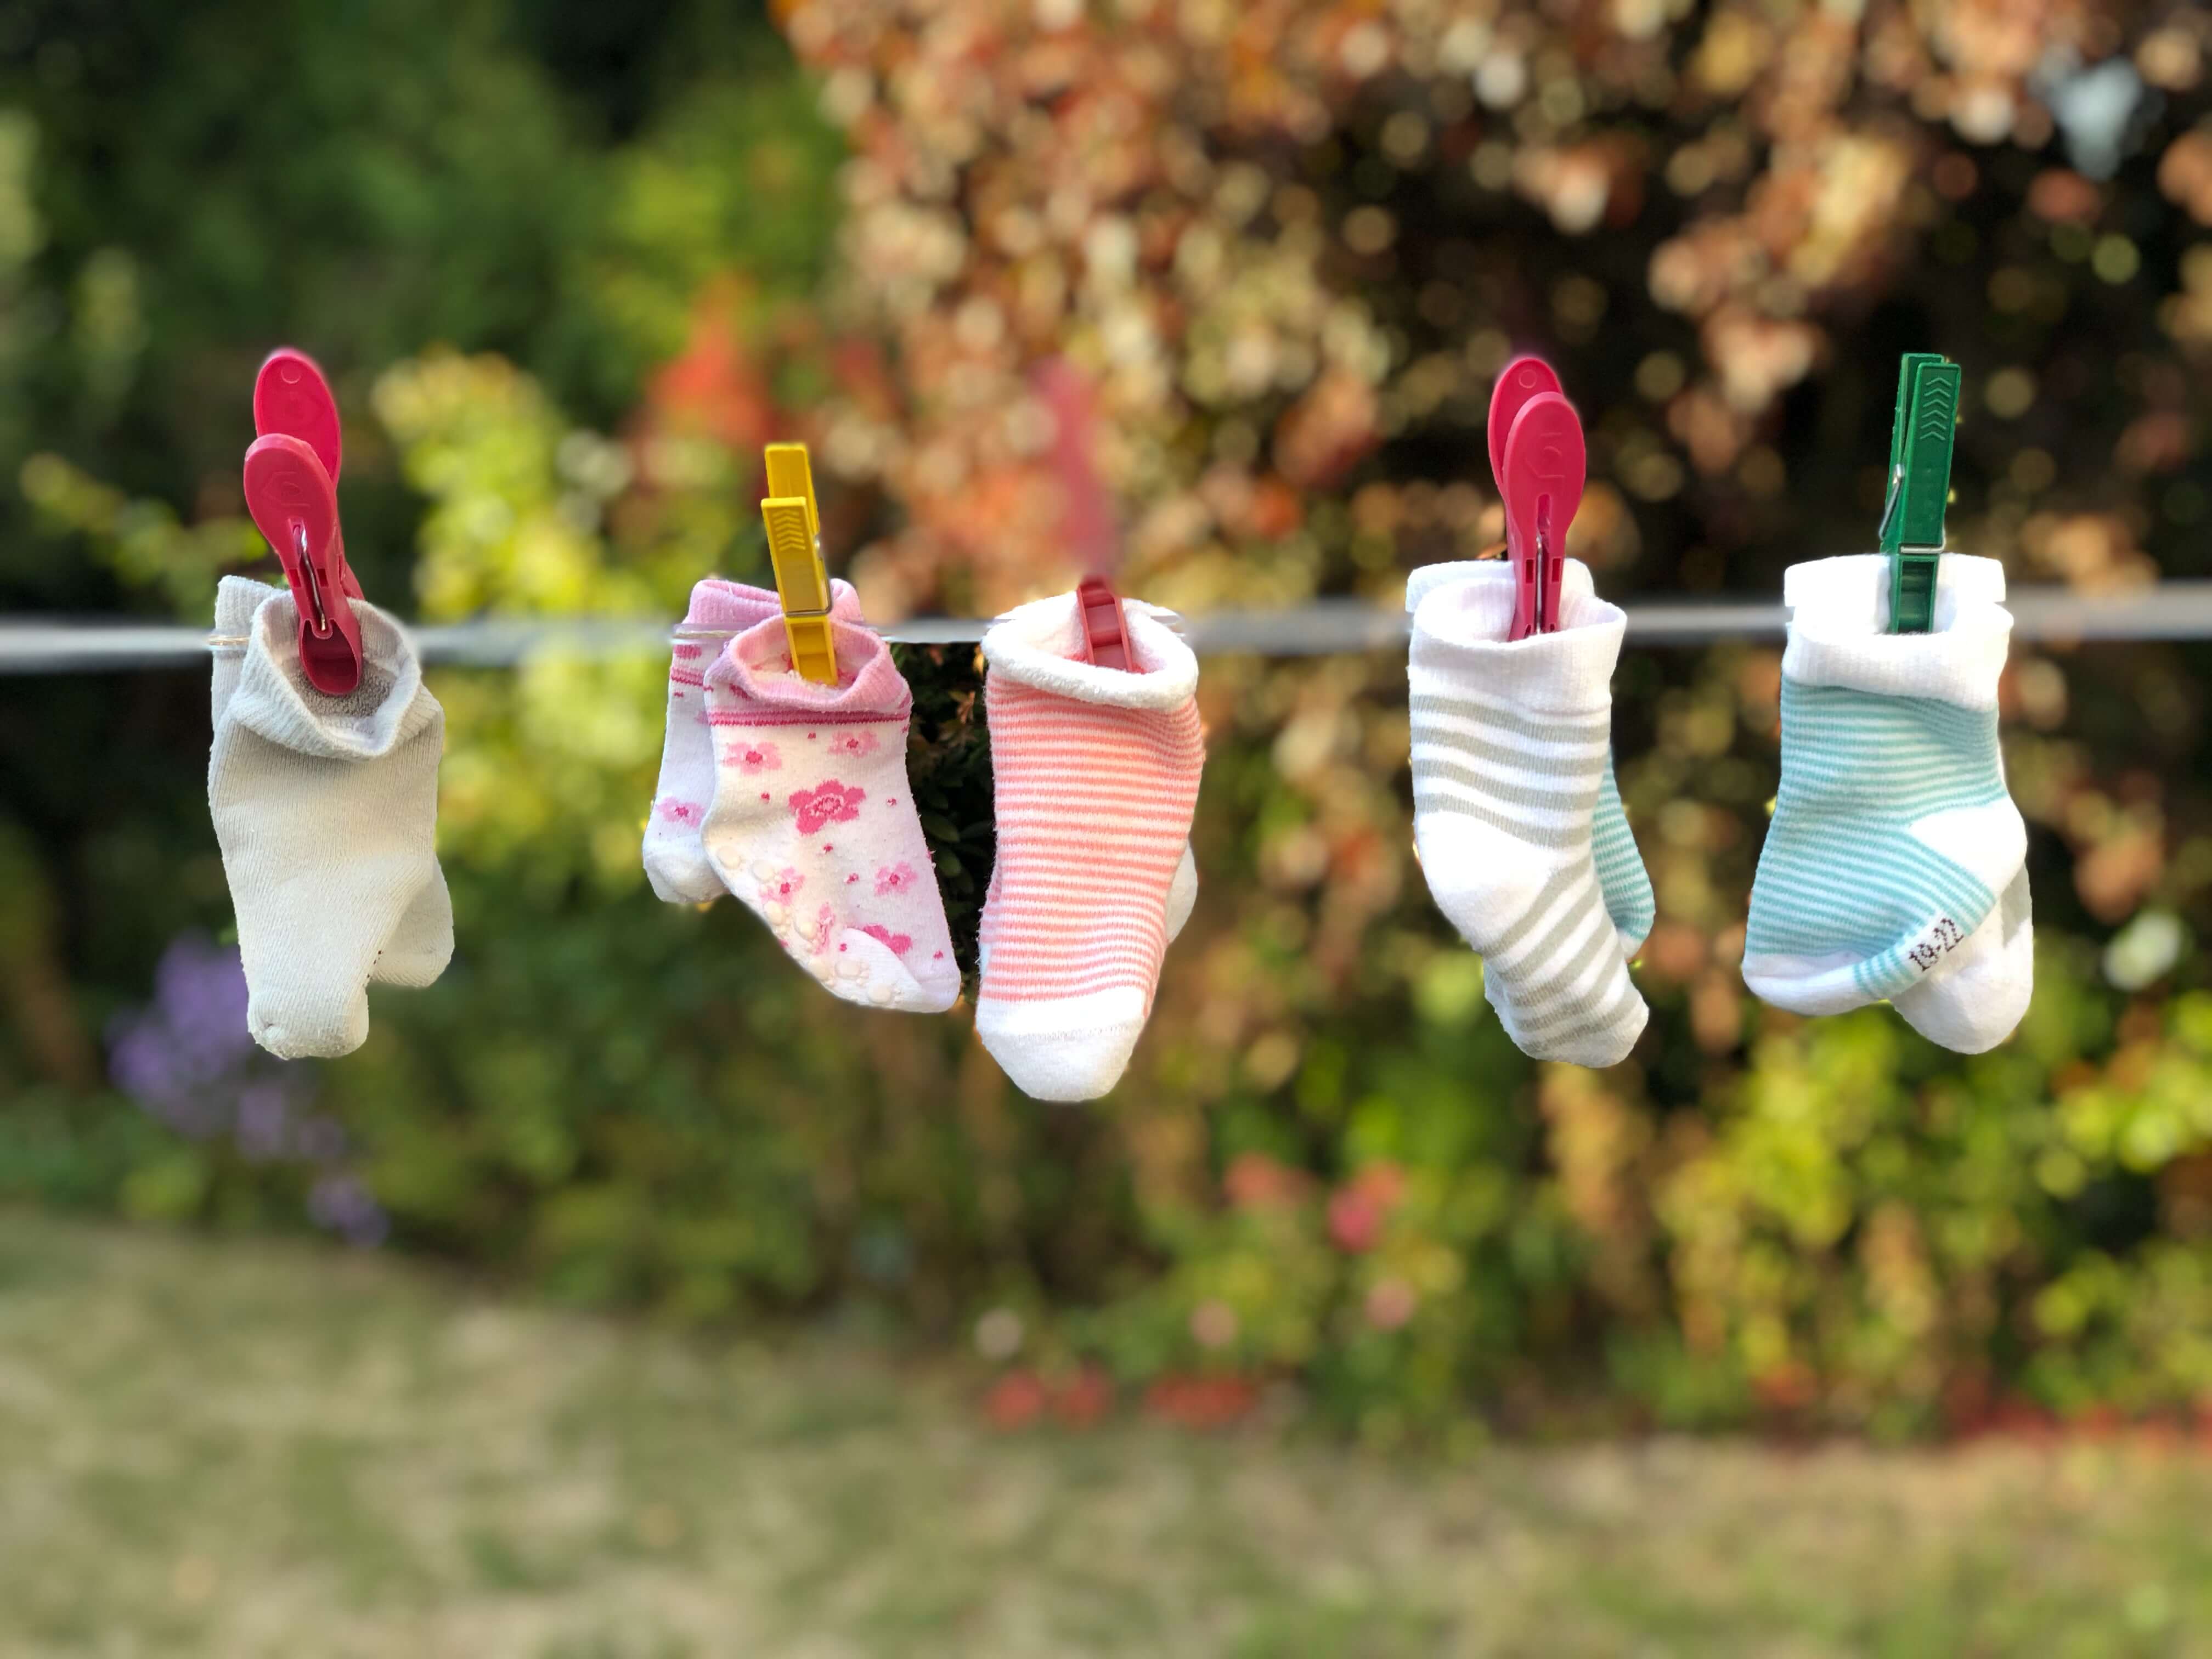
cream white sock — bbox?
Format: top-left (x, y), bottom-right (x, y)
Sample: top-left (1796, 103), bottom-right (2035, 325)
top-left (209, 577), bottom-right (452, 1058)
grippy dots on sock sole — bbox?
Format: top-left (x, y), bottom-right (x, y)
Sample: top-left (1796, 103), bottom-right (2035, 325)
top-left (644, 575), bottom-right (864, 905)
top-left (1742, 554), bottom-right (2031, 1051)
top-left (699, 614), bottom-right (960, 1014)
top-left (974, 593), bottom-right (1205, 1103)
top-left (1407, 561), bottom-right (1649, 1068)
top-left (208, 577), bottom-right (453, 1059)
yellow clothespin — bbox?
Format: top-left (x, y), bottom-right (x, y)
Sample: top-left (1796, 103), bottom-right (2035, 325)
top-left (761, 441), bottom-right (838, 685)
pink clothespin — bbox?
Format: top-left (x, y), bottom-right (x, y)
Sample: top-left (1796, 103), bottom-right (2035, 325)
top-left (1076, 574), bottom-right (1131, 670)
top-left (1487, 355), bottom-right (1587, 641)
top-left (241, 348), bottom-right (363, 695)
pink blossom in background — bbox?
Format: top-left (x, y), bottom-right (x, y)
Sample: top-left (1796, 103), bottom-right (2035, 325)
top-left (1364, 1278), bottom-right (1418, 1331)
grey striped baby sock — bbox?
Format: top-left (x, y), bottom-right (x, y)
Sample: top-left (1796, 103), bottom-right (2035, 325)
top-left (1407, 560), bottom-right (1649, 1067)
top-left (1408, 561), bottom-right (1654, 961)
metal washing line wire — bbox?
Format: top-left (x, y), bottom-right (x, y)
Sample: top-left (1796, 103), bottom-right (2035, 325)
top-left (3, 583), bottom-right (2211, 674)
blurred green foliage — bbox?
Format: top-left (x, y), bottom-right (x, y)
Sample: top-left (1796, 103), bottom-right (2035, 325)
top-left (3, 0), bottom-right (2212, 1444)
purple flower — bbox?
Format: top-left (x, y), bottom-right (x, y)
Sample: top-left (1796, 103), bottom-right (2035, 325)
top-left (106, 934), bottom-right (257, 1121)
top-left (308, 1175), bottom-right (390, 1249)
top-left (108, 931), bottom-right (387, 1248)
top-left (234, 1084), bottom-right (292, 1163)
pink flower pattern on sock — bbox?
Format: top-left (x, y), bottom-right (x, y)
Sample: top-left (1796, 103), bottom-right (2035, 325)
top-left (728, 740), bottom-right (782, 775)
top-left (758, 867), bottom-right (805, 905)
top-left (656, 798), bottom-right (702, 826)
top-left (791, 781), bottom-right (865, 834)
top-left (699, 614), bottom-right (958, 1014)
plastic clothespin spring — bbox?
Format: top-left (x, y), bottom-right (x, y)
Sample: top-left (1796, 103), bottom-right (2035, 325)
top-left (1880, 352), bottom-right (1961, 635)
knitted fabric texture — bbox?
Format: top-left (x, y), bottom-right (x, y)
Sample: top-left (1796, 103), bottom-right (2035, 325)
top-left (974, 592), bottom-right (1205, 1102)
top-left (1407, 560), bottom-right (1654, 956)
top-left (1407, 561), bottom-right (1649, 1067)
top-left (1743, 553), bottom-right (2030, 1051)
top-left (208, 576), bottom-right (452, 1059)
top-left (699, 614), bottom-right (958, 1013)
top-left (645, 575), bottom-right (862, 904)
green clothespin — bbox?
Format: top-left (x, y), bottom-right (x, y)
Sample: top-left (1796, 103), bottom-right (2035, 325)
top-left (1877, 352), bottom-right (1961, 634)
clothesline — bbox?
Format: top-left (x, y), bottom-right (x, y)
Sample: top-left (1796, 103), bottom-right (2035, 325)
top-left (3, 583), bottom-right (2210, 674)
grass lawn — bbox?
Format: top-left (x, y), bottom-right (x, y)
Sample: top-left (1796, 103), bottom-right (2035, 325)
top-left (0, 1209), bottom-right (2207, 1657)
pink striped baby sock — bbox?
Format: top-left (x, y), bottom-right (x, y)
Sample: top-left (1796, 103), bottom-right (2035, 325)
top-left (644, 576), bottom-right (861, 903)
top-left (975, 592), bottom-right (1204, 1101)
top-left (699, 614), bottom-right (960, 1013)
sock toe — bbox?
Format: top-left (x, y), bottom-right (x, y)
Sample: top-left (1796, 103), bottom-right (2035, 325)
top-left (975, 991), bottom-right (1147, 1101)
top-left (644, 845), bottom-right (725, 905)
top-left (816, 927), bottom-right (955, 1013)
top-left (249, 988), bottom-right (371, 1060)
top-left (1891, 880), bottom-right (2033, 1053)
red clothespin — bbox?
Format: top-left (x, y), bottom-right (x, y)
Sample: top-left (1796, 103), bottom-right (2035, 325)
top-left (1487, 354), bottom-right (1587, 641)
top-left (242, 348), bottom-right (363, 695)
top-left (1076, 575), bottom-right (1131, 670)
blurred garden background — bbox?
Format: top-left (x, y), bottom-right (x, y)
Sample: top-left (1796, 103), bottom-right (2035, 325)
top-left (4, 0), bottom-right (2212, 1648)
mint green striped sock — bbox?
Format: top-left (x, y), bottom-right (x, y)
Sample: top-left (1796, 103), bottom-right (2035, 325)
top-left (1741, 553), bottom-right (2028, 1034)
top-left (1746, 679), bottom-right (2013, 1004)
top-left (1593, 751), bottom-right (1654, 957)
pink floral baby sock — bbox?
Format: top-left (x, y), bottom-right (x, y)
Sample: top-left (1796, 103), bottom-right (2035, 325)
top-left (974, 592), bottom-right (1204, 1101)
top-left (644, 575), bottom-right (862, 904)
top-left (699, 614), bottom-right (960, 1013)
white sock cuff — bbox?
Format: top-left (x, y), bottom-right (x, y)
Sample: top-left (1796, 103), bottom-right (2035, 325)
top-left (215, 574), bottom-right (284, 641)
top-left (981, 590), bottom-right (1198, 709)
top-left (226, 586), bottom-right (441, 760)
top-left (1781, 554), bottom-right (2011, 709)
top-left (1408, 561), bottom-right (1624, 715)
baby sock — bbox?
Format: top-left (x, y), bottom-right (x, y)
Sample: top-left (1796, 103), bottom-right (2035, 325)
top-left (1407, 561), bottom-right (1648, 1068)
top-left (699, 614), bottom-right (959, 1013)
top-left (974, 592), bottom-right (1205, 1102)
top-left (1408, 561), bottom-right (1653, 960)
top-left (208, 576), bottom-right (452, 1058)
top-left (644, 575), bottom-right (862, 904)
top-left (1742, 554), bottom-right (2031, 1050)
